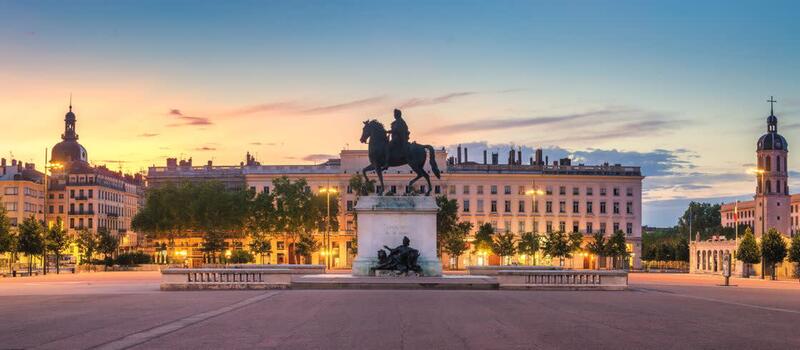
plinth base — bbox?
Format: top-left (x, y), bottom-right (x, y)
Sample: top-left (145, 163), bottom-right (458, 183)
top-left (352, 257), bottom-right (443, 277)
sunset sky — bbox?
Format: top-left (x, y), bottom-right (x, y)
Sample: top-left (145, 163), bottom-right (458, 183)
top-left (1, 1), bottom-right (799, 226)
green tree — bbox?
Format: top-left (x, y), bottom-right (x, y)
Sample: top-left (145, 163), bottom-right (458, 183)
top-left (788, 233), bottom-right (800, 281)
top-left (675, 237), bottom-right (690, 262)
top-left (272, 177), bottom-right (317, 264)
top-left (201, 231), bottom-right (227, 263)
top-left (736, 227), bottom-right (760, 277)
top-left (293, 233), bottom-right (320, 264)
top-left (492, 231), bottom-right (517, 265)
top-left (607, 231), bottom-right (630, 269)
top-left (348, 236), bottom-right (358, 256)
top-left (543, 231), bottom-right (582, 266)
top-left (441, 221), bottom-right (471, 269)
top-left (0, 207), bottom-right (15, 272)
top-left (585, 232), bottom-right (607, 270)
top-left (17, 216), bottom-right (44, 275)
top-left (97, 228), bottom-right (119, 268)
top-left (472, 223), bottom-right (495, 255)
top-left (76, 228), bottom-right (98, 265)
top-left (517, 232), bottom-right (541, 265)
top-left (761, 228), bottom-right (787, 280)
top-left (45, 217), bottom-right (70, 274)
top-left (677, 202), bottom-right (722, 241)
top-left (436, 195), bottom-right (459, 257)
top-left (248, 233), bottom-right (273, 264)
top-left (348, 174), bottom-right (375, 196)
top-left (228, 250), bottom-right (255, 264)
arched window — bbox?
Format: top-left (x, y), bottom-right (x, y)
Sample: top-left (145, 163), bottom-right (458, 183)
top-left (702, 251), bottom-right (707, 270)
top-left (778, 156), bottom-right (782, 172)
top-left (766, 156), bottom-right (771, 171)
top-left (766, 180), bottom-right (772, 194)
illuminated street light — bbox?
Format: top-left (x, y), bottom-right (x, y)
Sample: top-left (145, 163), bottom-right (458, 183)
top-left (319, 186), bottom-right (338, 269)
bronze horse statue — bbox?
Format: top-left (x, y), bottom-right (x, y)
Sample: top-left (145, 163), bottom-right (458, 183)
top-left (359, 120), bottom-right (441, 195)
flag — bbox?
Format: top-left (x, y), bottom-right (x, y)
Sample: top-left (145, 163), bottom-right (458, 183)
top-left (733, 201), bottom-right (738, 223)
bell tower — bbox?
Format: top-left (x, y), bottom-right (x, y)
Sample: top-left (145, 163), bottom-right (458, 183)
top-left (755, 97), bottom-right (790, 238)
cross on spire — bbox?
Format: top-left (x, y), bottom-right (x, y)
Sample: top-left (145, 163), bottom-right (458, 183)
top-left (767, 96), bottom-right (777, 116)
top-left (69, 93), bottom-right (73, 111)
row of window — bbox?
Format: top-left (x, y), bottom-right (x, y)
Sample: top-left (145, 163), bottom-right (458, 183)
top-left (462, 199), bottom-right (635, 215)
top-left (474, 219), bottom-right (635, 235)
top-left (2, 202), bottom-right (42, 213)
top-left (67, 217), bottom-right (125, 230)
top-left (448, 185), bottom-right (634, 197)
top-left (3, 187), bottom-right (43, 197)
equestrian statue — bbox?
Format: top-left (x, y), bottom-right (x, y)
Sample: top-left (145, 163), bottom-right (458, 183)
top-left (359, 109), bottom-right (441, 196)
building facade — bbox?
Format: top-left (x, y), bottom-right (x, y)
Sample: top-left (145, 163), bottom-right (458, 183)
top-left (0, 159), bottom-right (45, 226)
top-left (148, 148), bottom-right (644, 269)
top-left (692, 101), bottom-right (795, 278)
top-left (47, 105), bottom-right (145, 250)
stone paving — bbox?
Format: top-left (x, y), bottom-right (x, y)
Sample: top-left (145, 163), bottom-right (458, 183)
top-left (1, 272), bottom-right (799, 349)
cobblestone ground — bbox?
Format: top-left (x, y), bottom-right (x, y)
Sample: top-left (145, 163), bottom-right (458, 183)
top-left (1, 272), bottom-right (799, 349)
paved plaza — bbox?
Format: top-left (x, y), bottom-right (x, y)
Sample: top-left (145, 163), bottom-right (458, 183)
top-left (1, 272), bottom-right (799, 349)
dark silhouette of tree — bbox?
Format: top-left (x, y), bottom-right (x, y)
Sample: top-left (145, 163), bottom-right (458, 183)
top-left (736, 227), bottom-right (760, 277)
top-left (17, 216), bottom-right (44, 275)
top-left (761, 228), bottom-right (787, 280)
top-left (517, 232), bottom-right (541, 265)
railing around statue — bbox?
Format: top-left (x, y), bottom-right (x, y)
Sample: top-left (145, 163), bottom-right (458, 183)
top-left (161, 268), bottom-right (295, 290)
top-left (492, 269), bottom-right (628, 290)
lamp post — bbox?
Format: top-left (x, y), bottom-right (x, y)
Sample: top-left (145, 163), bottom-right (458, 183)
top-left (319, 186), bottom-right (338, 269)
top-left (755, 168), bottom-right (766, 279)
top-left (525, 184), bottom-right (544, 266)
top-left (42, 148), bottom-right (63, 275)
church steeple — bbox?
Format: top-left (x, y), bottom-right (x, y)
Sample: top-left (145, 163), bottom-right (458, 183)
top-left (62, 96), bottom-right (78, 141)
top-left (767, 96), bottom-right (778, 133)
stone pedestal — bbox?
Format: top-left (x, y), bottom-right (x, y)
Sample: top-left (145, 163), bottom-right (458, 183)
top-left (351, 196), bottom-right (442, 277)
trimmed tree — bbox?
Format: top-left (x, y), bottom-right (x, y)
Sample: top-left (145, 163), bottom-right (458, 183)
top-left (294, 233), bottom-right (320, 264)
top-left (441, 221), bottom-right (471, 269)
top-left (76, 228), bottom-right (98, 265)
top-left (0, 207), bottom-right (15, 272)
top-left (736, 227), bottom-right (760, 277)
top-left (788, 233), bottom-right (800, 282)
top-left (45, 217), bottom-right (70, 274)
top-left (248, 233), bottom-right (273, 264)
top-left (607, 231), bottom-right (630, 269)
top-left (228, 250), bottom-right (255, 264)
top-left (543, 231), bottom-right (582, 267)
top-left (761, 228), bottom-right (787, 280)
top-left (585, 232), bottom-right (607, 270)
top-left (517, 232), bottom-right (541, 265)
top-left (436, 195), bottom-right (459, 257)
top-left (472, 223), bottom-right (495, 256)
top-left (492, 231), bottom-right (517, 265)
top-left (97, 228), bottom-right (120, 269)
top-left (17, 216), bottom-right (44, 275)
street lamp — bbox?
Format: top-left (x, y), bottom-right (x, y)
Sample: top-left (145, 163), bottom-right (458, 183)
top-left (525, 185), bottom-right (544, 265)
top-left (41, 148), bottom-right (63, 275)
top-left (754, 168), bottom-right (767, 279)
top-left (319, 186), bottom-right (338, 269)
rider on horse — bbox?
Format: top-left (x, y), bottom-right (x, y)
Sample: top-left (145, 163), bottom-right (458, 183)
top-left (385, 109), bottom-right (410, 168)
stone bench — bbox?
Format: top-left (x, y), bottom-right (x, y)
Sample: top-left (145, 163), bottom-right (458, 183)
top-left (161, 268), bottom-right (294, 290)
top-left (495, 270), bottom-right (628, 291)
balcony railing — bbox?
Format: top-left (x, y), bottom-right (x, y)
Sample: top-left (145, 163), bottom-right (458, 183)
top-left (68, 210), bottom-right (95, 215)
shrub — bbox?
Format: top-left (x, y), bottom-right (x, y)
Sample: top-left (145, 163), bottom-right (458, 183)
top-left (228, 250), bottom-right (255, 264)
top-left (115, 251), bottom-right (153, 266)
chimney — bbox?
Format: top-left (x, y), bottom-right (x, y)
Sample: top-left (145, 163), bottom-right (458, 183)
top-left (1, 158), bottom-right (5, 167)
top-left (491, 152), bottom-right (499, 165)
top-left (207, 160), bottom-right (213, 167)
top-left (545, 156), bottom-right (549, 165)
top-left (11, 159), bottom-right (17, 167)
top-left (517, 149), bottom-right (522, 165)
top-left (535, 149), bottom-right (543, 165)
top-left (507, 149), bottom-right (514, 164)
top-left (464, 148), bottom-right (468, 162)
top-left (457, 144), bottom-right (462, 164)
top-left (483, 150), bottom-right (487, 165)
top-left (529, 157), bottom-right (533, 165)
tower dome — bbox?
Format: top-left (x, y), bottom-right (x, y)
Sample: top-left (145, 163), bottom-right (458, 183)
top-left (51, 104), bottom-right (88, 164)
top-left (757, 103), bottom-right (787, 151)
